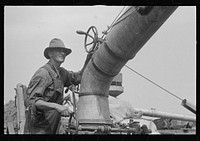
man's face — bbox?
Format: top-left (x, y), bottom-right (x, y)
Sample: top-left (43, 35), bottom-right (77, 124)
top-left (49, 49), bottom-right (67, 63)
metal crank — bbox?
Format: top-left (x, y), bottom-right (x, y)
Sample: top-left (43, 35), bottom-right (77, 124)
top-left (76, 26), bottom-right (102, 54)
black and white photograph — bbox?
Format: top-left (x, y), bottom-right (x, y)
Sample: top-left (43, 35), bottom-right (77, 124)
top-left (4, 6), bottom-right (196, 134)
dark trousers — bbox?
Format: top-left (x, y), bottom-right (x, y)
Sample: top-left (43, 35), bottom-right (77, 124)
top-left (25, 108), bottom-right (61, 134)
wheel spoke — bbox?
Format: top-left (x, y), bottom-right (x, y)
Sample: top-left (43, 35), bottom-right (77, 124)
top-left (84, 26), bottom-right (98, 53)
top-left (86, 41), bottom-right (94, 46)
top-left (92, 27), bottom-right (96, 34)
top-left (87, 34), bottom-right (94, 39)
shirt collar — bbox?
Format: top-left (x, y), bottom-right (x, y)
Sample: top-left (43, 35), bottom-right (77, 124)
top-left (47, 61), bottom-right (60, 78)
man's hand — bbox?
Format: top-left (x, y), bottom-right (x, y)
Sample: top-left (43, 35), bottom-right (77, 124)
top-left (56, 104), bottom-right (74, 117)
top-left (63, 94), bottom-right (71, 105)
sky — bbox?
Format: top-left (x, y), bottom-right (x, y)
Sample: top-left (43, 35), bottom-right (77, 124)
top-left (4, 6), bottom-right (196, 117)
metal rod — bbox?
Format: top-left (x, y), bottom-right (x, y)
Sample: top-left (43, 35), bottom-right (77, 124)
top-left (133, 108), bottom-right (196, 122)
top-left (73, 125), bottom-right (137, 133)
top-left (181, 99), bottom-right (196, 114)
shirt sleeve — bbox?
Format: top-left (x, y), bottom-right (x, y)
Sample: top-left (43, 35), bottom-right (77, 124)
top-left (27, 68), bottom-right (50, 104)
top-left (61, 67), bottom-right (82, 87)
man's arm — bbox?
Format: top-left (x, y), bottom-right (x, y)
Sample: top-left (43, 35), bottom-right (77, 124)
top-left (35, 99), bottom-right (73, 114)
top-left (63, 53), bottom-right (93, 87)
top-left (28, 69), bottom-right (72, 114)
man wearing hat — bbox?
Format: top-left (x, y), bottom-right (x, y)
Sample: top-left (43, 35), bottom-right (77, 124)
top-left (24, 38), bottom-right (92, 134)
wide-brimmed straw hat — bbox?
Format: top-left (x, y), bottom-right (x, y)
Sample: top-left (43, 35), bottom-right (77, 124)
top-left (44, 38), bottom-right (72, 59)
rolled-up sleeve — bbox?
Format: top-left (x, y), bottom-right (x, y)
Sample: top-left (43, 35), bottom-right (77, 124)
top-left (62, 68), bottom-right (81, 87)
top-left (27, 68), bottom-right (50, 104)
top-left (28, 76), bottom-right (47, 103)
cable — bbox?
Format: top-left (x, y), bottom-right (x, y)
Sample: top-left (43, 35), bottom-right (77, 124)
top-left (124, 65), bottom-right (183, 101)
top-left (111, 6), bottom-right (134, 28)
top-left (110, 6), bottom-right (126, 28)
top-left (101, 6), bottom-right (126, 40)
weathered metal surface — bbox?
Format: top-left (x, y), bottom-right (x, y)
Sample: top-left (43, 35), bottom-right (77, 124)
top-left (158, 129), bottom-right (196, 134)
top-left (77, 6), bottom-right (178, 126)
top-left (15, 83), bottom-right (26, 134)
top-left (69, 125), bottom-right (151, 134)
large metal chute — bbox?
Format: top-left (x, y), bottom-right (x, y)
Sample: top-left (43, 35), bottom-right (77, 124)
top-left (76, 6), bottom-right (178, 127)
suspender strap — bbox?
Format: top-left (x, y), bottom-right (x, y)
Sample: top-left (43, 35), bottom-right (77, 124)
top-left (42, 64), bottom-right (56, 91)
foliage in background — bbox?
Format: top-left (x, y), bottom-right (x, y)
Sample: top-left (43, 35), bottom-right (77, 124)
top-left (4, 100), bottom-right (18, 132)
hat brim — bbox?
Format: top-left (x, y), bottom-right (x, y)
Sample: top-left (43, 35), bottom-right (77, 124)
top-left (44, 47), bottom-right (72, 59)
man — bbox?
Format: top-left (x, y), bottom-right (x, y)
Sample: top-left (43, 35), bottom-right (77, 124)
top-left (24, 38), bottom-right (92, 134)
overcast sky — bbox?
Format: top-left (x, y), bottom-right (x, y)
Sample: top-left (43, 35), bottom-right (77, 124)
top-left (5, 6), bottom-right (196, 117)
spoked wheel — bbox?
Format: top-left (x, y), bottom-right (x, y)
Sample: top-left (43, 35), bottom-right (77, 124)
top-left (84, 26), bottom-right (98, 53)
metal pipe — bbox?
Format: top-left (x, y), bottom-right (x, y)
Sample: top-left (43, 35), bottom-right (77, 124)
top-left (71, 125), bottom-right (137, 133)
top-left (133, 108), bottom-right (196, 122)
top-left (77, 6), bottom-right (178, 126)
